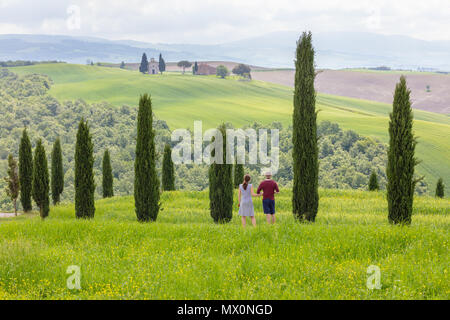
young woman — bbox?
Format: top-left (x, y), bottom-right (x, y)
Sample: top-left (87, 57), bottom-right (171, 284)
top-left (238, 174), bottom-right (261, 227)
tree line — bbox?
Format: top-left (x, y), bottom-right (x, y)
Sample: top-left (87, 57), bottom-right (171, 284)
top-left (5, 107), bottom-right (176, 220)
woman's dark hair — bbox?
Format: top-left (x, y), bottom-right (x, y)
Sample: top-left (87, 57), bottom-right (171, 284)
top-left (242, 174), bottom-right (251, 190)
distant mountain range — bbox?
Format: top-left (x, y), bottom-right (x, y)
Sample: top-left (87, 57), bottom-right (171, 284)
top-left (1, 32), bottom-right (450, 70)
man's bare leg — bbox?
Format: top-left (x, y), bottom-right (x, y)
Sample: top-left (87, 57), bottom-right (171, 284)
top-left (271, 214), bottom-right (276, 224)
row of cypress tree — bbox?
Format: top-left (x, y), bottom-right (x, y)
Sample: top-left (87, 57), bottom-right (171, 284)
top-left (18, 130), bottom-right (63, 218)
top-left (14, 95), bottom-right (176, 221)
top-left (16, 123), bottom-right (116, 219)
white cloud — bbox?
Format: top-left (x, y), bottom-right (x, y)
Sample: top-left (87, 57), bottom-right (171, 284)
top-left (0, 0), bottom-right (449, 43)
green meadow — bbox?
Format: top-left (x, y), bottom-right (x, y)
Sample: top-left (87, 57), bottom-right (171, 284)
top-left (11, 63), bottom-right (450, 188)
top-left (0, 189), bottom-right (448, 299)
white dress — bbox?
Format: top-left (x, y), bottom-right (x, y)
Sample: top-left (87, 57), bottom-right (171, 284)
top-left (239, 184), bottom-right (255, 217)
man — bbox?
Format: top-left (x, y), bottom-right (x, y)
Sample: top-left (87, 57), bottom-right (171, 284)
top-left (257, 171), bottom-right (279, 224)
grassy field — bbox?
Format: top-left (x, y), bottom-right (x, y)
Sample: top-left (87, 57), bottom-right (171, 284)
top-left (10, 63), bottom-right (450, 187)
top-left (0, 189), bottom-right (448, 299)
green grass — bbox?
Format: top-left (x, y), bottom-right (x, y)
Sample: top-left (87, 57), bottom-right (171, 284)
top-left (0, 189), bottom-right (448, 299)
top-left (10, 63), bottom-right (450, 187)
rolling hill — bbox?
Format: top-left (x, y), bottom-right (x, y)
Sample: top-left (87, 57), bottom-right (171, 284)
top-left (252, 69), bottom-right (450, 114)
top-left (9, 63), bottom-right (450, 188)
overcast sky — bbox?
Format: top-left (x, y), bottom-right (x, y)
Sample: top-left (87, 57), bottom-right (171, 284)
top-left (1, 0), bottom-right (449, 44)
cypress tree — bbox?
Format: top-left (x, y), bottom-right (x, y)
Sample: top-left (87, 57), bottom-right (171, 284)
top-left (159, 53), bottom-right (166, 74)
top-left (209, 124), bottom-right (233, 223)
top-left (102, 149), bottom-right (114, 198)
top-left (193, 61), bottom-right (198, 75)
top-left (139, 53), bottom-right (149, 73)
top-left (368, 171), bottom-right (379, 191)
top-left (234, 161), bottom-right (244, 189)
top-left (292, 31), bottom-right (319, 222)
top-left (162, 144), bottom-right (175, 191)
top-left (387, 76), bottom-right (418, 225)
top-left (134, 94), bottom-right (160, 222)
top-left (51, 138), bottom-right (64, 205)
top-left (75, 119), bottom-right (95, 219)
top-left (19, 128), bottom-right (33, 212)
top-left (4, 154), bottom-right (20, 216)
top-left (435, 178), bottom-right (444, 198)
top-left (32, 139), bottom-right (49, 219)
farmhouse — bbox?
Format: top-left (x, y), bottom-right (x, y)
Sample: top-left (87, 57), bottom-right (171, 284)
top-left (197, 63), bottom-right (216, 75)
top-left (149, 58), bottom-right (159, 74)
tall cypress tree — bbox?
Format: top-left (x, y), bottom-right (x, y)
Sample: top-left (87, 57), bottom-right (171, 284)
top-left (387, 76), bottom-right (418, 225)
top-left (139, 53), bottom-right (149, 73)
top-left (19, 128), bottom-right (33, 212)
top-left (162, 144), bottom-right (175, 191)
top-left (159, 53), bottom-right (166, 74)
top-left (134, 94), bottom-right (160, 222)
top-left (51, 138), bottom-right (64, 205)
top-left (292, 31), bottom-right (319, 222)
top-left (368, 171), bottom-right (379, 191)
top-left (435, 178), bottom-right (444, 198)
top-left (102, 149), bottom-right (114, 198)
top-left (75, 119), bottom-right (95, 219)
top-left (4, 154), bottom-right (20, 216)
top-left (209, 124), bottom-right (233, 223)
top-left (32, 139), bottom-right (49, 219)
top-left (234, 160), bottom-right (244, 189)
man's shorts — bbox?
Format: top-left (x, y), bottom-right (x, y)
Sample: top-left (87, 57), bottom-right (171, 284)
top-left (262, 199), bottom-right (275, 214)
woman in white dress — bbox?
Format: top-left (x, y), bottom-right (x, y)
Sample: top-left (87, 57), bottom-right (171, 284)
top-left (238, 174), bottom-right (261, 227)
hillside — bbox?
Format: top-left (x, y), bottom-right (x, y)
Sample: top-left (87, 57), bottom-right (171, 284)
top-left (9, 63), bottom-right (450, 189)
top-left (252, 69), bottom-right (450, 114)
top-left (1, 189), bottom-right (449, 299)
top-left (0, 69), bottom-right (399, 211)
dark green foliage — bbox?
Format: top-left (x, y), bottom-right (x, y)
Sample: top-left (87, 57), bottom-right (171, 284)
top-left (4, 154), bottom-right (20, 215)
top-left (234, 161), bottom-right (244, 189)
top-left (159, 54), bottom-right (166, 74)
top-left (75, 119), bottom-right (95, 219)
top-left (120, 61), bottom-right (125, 69)
top-left (51, 138), bottom-right (64, 205)
top-left (134, 94), bottom-right (160, 222)
top-left (387, 76), bottom-right (418, 225)
top-left (292, 31), bottom-right (319, 222)
top-left (162, 144), bottom-right (175, 191)
top-left (232, 64), bottom-right (251, 79)
top-left (102, 149), bottom-right (114, 198)
top-left (19, 128), bottom-right (33, 212)
top-left (435, 178), bottom-right (444, 198)
top-left (32, 139), bottom-right (49, 219)
top-left (368, 171), bottom-right (379, 191)
top-left (193, 61), bottom-right (198, 75)
top-left (177, 60), bottom-right (192, 74)
top-left (216, 65), bottom-right (228, 79)
top-left (209, 124), bottom-right (233, 223)
top-left (139, 53), bottom-right (149, 73)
